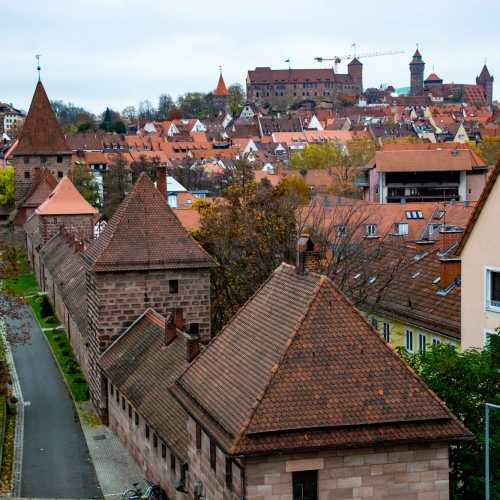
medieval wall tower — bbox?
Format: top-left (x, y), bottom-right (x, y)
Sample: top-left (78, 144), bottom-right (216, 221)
top-left (476, 64), bottom-right (494, 107)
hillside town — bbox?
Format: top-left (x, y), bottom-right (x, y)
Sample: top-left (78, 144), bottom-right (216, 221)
top-left (0, 27), bottom-right (499, 500)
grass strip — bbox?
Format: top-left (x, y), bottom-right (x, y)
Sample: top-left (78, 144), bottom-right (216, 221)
top-left (0, 403), bottom-right (16, 494)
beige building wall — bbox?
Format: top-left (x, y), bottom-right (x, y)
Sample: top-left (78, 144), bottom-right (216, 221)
top-left (461, 175), bottom-right (500, 349)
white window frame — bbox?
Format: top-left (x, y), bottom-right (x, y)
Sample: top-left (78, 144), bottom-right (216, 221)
top-left (432, 336), bottom-right (441, 346)
top-left (395, 222), bottom-right (409, 236)
top-left (418, 333), bottom-right (427, 354)
top-left (383, 322), bottom-right (390, 342)
top-left (365, 224), bottom-right (377, 238)
top-left (485, 267), bottom-right (500, 313)
top-left (405, 329), bottom-right (413, 352)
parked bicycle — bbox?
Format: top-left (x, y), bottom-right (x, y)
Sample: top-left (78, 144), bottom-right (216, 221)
top-left (122, 481), bottom-right (168, 500)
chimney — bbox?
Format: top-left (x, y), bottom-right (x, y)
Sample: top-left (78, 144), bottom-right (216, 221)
top-left (165, 311), bottom-right (176, 345)
top-left (438, 227), bottom-right (463, 254)
top-left (439, 258), bottom-right (461, 289)
top-left (186, 326), bottom-right (200, 363)
top-left (157, 166), bottom-right (167, 199)
top-left (296, 234), bottom-right (319, 274)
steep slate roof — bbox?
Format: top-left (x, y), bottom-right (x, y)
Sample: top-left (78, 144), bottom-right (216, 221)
top-left (248, 67), bottom-right (351, 84)
top-left (14, 81), bottom-right (71, 156)
top-left (478, 64), bottom-right (493, 81)
top-left (36, 176), bottom-right (98, 215)
top-left (457, 161), bottom-right (500, 254)
top-left (100, 309), bottom-right (190, 460)
top-left (20, 168), bottom-right (58, 208)
top-left (171, 263), bottom-right (469, 455)
top-left (83, 173), bottom-right (215, 272)
top-left (214, 74), bottom-right (229, 97)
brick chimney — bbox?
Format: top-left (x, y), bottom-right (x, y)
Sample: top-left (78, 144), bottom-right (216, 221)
top-left (296, 234), bottom-right (319, 274)
top-left (156, 166), bottom-right (167, 199)
top-left (438, 227), bottom-right (463, 254)
top-left (186, 335), bottom-right (200, 362)
top-left (165, 310), bottom-right (178, 345)
top-left (439, 258), bottom-right (461, 289)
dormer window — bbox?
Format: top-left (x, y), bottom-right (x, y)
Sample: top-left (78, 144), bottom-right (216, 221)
top-left (365, 224), bottom-right (377, 238)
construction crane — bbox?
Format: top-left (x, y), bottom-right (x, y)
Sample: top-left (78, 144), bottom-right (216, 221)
top-left (315, 45), bottom-right (405, 72)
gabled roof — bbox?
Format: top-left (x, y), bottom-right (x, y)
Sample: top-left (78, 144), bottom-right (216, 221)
top-left (214, 73), bottom-right (229, 97)
top-left (20, 168), bottom-right (58, 208)
top-left (457, 161), bottom-right (500, 255)
top-left (425, 73), bottom-right (442, 82)
top-left (36, 176), bottom-right (98, 216)
top-left (14, 81), bottom-right (71, 156)
top-left (83, 173), bottom-right (215, 272)
top-left (100, 309), bottom-right (190, 460)
top-left (171, 263), bottom-right (469, 455)
top-left (348, 57), bottom-right (362, 66)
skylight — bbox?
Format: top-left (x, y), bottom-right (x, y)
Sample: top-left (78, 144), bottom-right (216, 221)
top-left (414, 251), bottom-right (429, 261)
top-left (433, 277), bottom-right (441, 285)
top-left (412, 271), bottom-right (421, 279)
top-left (368, 276), bottom-right (377, 284)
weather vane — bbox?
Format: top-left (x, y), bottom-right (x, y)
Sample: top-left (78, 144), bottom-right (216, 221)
top-left (35, 54), bottom-right (41, 81)
top-left (219, 64), bottom-right (222, 74)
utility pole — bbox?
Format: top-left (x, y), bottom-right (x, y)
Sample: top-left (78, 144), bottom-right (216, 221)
top-left (485, 402), bottom-right (500, 500)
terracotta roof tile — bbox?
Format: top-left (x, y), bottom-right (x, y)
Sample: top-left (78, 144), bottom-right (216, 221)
top-left (214, 74), bottom-right (229, 97)
top-left (14, 82), bottom-right (71, 156)
top-left (36, 176), bottom-right (98, 216)
top-left (83, 173), bottom-right (215, 272)
top-left (171, 263), bottom-right (470, 455)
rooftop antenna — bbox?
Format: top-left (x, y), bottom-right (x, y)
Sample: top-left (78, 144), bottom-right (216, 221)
top-left (285, 58), bottom-right (291, 69)
top-left (35, 54), bottom-right (41, 81)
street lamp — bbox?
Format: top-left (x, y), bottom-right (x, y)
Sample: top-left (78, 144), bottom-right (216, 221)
top-left (485, 402), bottom-right (500, 500)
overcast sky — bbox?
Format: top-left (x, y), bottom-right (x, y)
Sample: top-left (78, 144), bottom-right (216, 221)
top-left (2, 0), bottom-right (498, 115)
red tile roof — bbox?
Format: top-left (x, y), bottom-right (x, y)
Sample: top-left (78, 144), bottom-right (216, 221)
top-left (83, 173), bottom-right (215, 272)
top-left (248, 67), bottom-right (349, 84)
top-left (171, 263), bottom-right (470, 455)
top-left (13, 82), bottom-right (71, 156)
top-left (36, 176), bottom-right (98, 216)
top-left (214, 74), bottom-right (229, 97)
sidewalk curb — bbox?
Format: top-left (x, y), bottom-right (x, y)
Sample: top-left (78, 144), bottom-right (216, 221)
top-left (0, 320), bottom-right (24, 497)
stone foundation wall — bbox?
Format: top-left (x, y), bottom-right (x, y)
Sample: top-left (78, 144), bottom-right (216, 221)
top-left (244, 443), bottom-right (450, 500)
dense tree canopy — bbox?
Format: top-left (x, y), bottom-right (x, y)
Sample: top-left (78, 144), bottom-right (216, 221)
top-left (70, 163), bottom-right (100, 207)
top-left (0, 166), bottom-right (15, 207)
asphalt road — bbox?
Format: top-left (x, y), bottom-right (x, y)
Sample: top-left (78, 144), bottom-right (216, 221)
top-left (8, 307), bottom-right (102, 498)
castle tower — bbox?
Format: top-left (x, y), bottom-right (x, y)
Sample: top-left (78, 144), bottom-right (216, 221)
top-left (12, 81), bottom-right (72, 204)
top-left (83, 173), bottom-right (215, 418)
top-left (213, 70), bottom-right (229, 115)
top-left (409, 49), bottom-right (425, 96)
top-left (347, 58), bottom-right (363, 95)
top-left (476, 64), bottom-right (494, 107)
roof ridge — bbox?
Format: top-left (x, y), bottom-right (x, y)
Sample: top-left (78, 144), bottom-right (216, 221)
top-left (231, 272), bottom-right (326, 453)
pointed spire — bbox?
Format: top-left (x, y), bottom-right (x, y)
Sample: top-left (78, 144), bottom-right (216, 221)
top-left (214, 71), bottom-right (229, 97)
top-left (83, 173), bottom-right (215, 272)
top-left (14, 81), bottom-right (71, 156)
top-left (478, 64), bottom-right (493, 81)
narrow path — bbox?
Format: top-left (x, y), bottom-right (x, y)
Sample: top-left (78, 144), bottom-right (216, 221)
top-left (7, 307), bottom-right (101, 499)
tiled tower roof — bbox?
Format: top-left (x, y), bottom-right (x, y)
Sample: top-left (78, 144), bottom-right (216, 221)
top-left (214, 73), bottom-right (229, 97)
top-left (83, 172), bottom-right (215, 272)
top-left (14, 81), bottom-right (71, 156)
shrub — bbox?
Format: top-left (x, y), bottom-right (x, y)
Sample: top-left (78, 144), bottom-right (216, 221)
top-left (73, 376), bottom-right (86, 384)
top-left (9, 396), bottom-right (17, 404)
top-left (59, 347), bottom-right (70, 357)
top-left (39, 295), bottom-right (53, 318)
top-left (45, 315), bottom-right (58, 324)
top-left (65, 361), bottom-right (77, 374)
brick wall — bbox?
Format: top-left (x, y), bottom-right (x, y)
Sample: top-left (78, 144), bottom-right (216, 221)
top-left (86, 267), bottom-right (211, 416)
top-left (13, 155), bottom-right (72, 204)
top-left (244, 443), bottom-right (449, 500)
top-left (39, 214), bottom-right (96, 244)
top-left (107, 383), bottom-right (186, 500)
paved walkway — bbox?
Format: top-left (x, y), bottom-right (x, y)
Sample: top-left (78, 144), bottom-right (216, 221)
top-left (77, 402), bottom-right (146, 498)
top-left (7, 307), bottom-right (102, 498)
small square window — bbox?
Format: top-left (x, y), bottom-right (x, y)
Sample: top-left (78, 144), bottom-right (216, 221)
top-left (365, 224), bottom-right (377, 237)
top-left (24, 157), bottom-right (29, 164)
top-left (57, 171), bottom-right (63, 179)
top-left (122, 396), bottom-right (125, 410)
top-left (57, 155), bottom-right (63, 163)
top-left (292, 470), bottom-right (318, 500)
top-left (24, 171), bottom-right (31, 179)
top-left (135, 412), bottom-right (139, 426)
top-left (161, 443), bottom-right (166, 459)
top-left (169, 279), bottom-right (179, 294)
top-left (486, 269), bottom-right (500, 311)
top-left (153, 434), bottom-right (158, 448)
top-left (41, 156), bottom-right (47, 164)
top-left (110, 385), bottom-right (114, 396)
top-left (418, 333), bottom-right (427, 354)
top-left (145, 424), bottom-right (150, 439)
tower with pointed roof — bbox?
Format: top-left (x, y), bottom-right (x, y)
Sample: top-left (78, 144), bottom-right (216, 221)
top-left (82, 173), bottom-right (215, 418)
top-left (213, 70), bottom-right (229, 115)
top-left (476, 64), bottom-right (494, 106)
top-left (12, 81), bottom-right (72, 204)
top-left (409, 49), bottom-right (425, 96)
